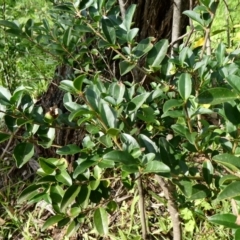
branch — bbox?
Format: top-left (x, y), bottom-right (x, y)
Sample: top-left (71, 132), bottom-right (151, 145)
top-left (155, 175), bottom-right (182, 240)
top-left (118, 0), bottom-right (126, 19)
top-left (171, 0), bottom-right (183, 56)
top-left (137, 174), bottom-right (148, 240)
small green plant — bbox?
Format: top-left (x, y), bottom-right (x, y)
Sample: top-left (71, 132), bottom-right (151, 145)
top-left (2, 0), bottom-right (240, 239)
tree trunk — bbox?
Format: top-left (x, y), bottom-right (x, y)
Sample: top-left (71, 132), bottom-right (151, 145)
top-left (129, 0), bottom-right (190, 41)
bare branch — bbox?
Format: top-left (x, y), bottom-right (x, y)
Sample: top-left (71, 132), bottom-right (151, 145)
top-left (171, 0), bottom-right (182, 56)
top-left (155, 175), bottom-right (182, 240)
top-left (137, 174), bottom-right (148, 240)
top-left (118, 0), bottom-right (126, 19)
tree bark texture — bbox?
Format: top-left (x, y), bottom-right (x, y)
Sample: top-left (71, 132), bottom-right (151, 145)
top-left (128, 0), bottom-right (190, 41)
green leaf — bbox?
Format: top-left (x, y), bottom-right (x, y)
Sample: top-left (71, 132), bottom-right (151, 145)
top-left (42, 215), bottom-right (64, 231)
top-left (202, 160), bottom-right (214, 185)
top-left (0, 86), bottom-right (11, 104)
top-left (128, 93), bottom-right (150, 113)
top-left (55, 170), bottom-right (72, 186)
top-left (109, 82), bottom-right (125, 105)
top-left (39, 158), bottom-right (56, 174)
top-left (196, 88), bottom-right (239, 105)
top-left (79, 0), bottom-right (95, 10)
top-left (219, 175), bottom-right (239, 185)
top-left (216, 43), bottom-right (225, 66)
top-left (73, 75), bottom-right (86, 92)
top-left (144, 161), bottom-right (170, 173)
top-left (224, 102), bottom-right (240, 125)
top-left (56, 144), bottom-right (82, 155)
top-left (13, 143), bottom-right (34, 168)
top-left (85, 87), bottom-right (100, 112)
top-left (127, 28), bottom-right (139, 42)
top-left (120, 133), bottom-right (140, 150)
top-left (76, 185), bottom-right (91, 207)
top-left (100, 102), bottom-right (117, 128)
top-left (0, 132), bottom-right (10, 143)
top-left (61, 185), bottom-right (81, 212)
top-left (190, 184), bottom-right (211, 200)
top-left (178, 73), bottom-right (192, 100)
top-left (63, 27), bottom-right (72, 47)
top-left (183, 10), bottom-right (204, 26)
top-left (101, 17), bottom-right (116, 44)
top-left (0, 20), bottom-right (20, 30)
top-left (59, 80), bottom-right (77, 93)
top-left (212, 154), bottom-right (240, 172)
top-left (175, 178), bottom-right (192, 198)
top-left (66, 220), bottom-right (79, 237)
top-left (18, 184), bottom-right (43, 203)
top-left (73, 161), bottom-right (96, 178)
top-left (122, 4), bottom-right (136, 31)
top-left (218, 181), bottom-right (240, 201)
top-left (69, 107), bottom-right (94, 121)
top-left (163, 99), bottom-right (183, 112)
top-left (107, 128), bottom-right (120, 137)
top-left (94, 207), bottom-right (108, 235)
top-left (50, 185), bottom-right (64, 203)
top-left (226, 75), bottom-right (240, 94)
top-left (138, 134), bottom-right (159, 155)
top-left (146, 39), bottom-right (168, 68)
top-left (235, 229), bottom-right (240, 239)
top-left (132, 37), bottom-right (153, 58)
top-left (208, 214), bottom-right (240, 229)
top-left (119, 61), bottom-right (136, 76)
top-left (25, 18), bottom-right (34, 37)
top-left (103, 150), bottom-right (139, 165)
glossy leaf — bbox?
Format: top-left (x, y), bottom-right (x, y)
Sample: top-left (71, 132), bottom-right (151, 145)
top-left (13, 142), bottom-right (34, 168)
top-left (63, 27), bottom-right (72, 47)
top-left (144, 161), bottom-right (170, 173)
top-left (208, 214), bottom-right (240, 229)
top-left (42, 215), bottom-right (64, 231)
top-left (66, 220), bottom-right (79, 237)
top-left (101, 17), bottom-right (116, 44)
top-left (196, 88), bottom-right (239, 105)
top-left (39, 158), bottom-right (56, 174)
top-left (226, 75), bottom-right (240, 94)
top-left (73, 75), bottom-right (86, 92)
top-left (122, 4), bottom-right (136, 31)
top-left (119, 61), bottom-right (136, 76)
top-left (55, 170), bottom-right (72, 186)
top-left (212, 154), bottom-right (240, 172)
top-left (132, 37), bottom-right (153, 58)
top-left (178, 73), bottom-right (192, 100)
top-left (183, 10), bottom-right (204, 26)
top-left (202, 160), bottom-right (214, 185)
top-left (18, 184), bottom-right (43, 203)
top-left (218, 181), bottom-right (240, 201)
top-left (128, 93), bottom-right (150, 113)
top-left (190, 184), bottom-right (211, 200)
top-left (216, 43), bottom-right (226, 66)
top-left (100, 102), bottom-right (117, 128)
top-left (94, 207), bottom-right (108, 235)
top-left (73, 161), bottom-right (96, 179)
top-left (163, 99), bottom-right (183, 112)
top-left (61, 185), bottom-right (81, 212)
top-left (146, 39), bottom-right (168, 68)
top-left (56, 144), bottom-right (81, 155)
top-left (138, 134), bottom-right (159, 155)
top-left (0, 86), bottom-right (11, 104)
top-left (103, 150), bottom-right (138, 165)
top-left (0, 133), bottom-right (10, 143)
